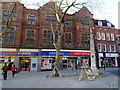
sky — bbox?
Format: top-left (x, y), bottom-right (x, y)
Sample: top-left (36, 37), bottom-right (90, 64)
top-left (20, 0), bottom-right (119, 29)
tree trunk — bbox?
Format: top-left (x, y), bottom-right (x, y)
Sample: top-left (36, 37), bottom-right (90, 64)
top-left (48, 23), bottom-right (64, 77)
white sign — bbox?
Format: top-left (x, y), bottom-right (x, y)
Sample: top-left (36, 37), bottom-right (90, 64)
top-left (106, 53), bottom-right (118, 57)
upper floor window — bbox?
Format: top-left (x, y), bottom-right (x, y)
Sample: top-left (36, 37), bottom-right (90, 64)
top-left (98, 20), bottom-right (102, 26)
top-left (43, 30), bottom-right (58, 45)
top-left (111, 45), bottom-right (116, 52)
top-left (97, 44), bottom-right (101, 52)
top-left (27, 15), bottom-right (36, 25)
top-left (26, 30), bottom-right (35, 44)
top-left (81, 33), bottom-right (90, 47)
top-left (107, 23), bottom-right (111, 27)
top-left (111, 34), bottom-right (115, 41)
top-left (106, 33), bottom-right (110, 41)
top-left (108, 44), bottom-right (111, 52)
top-left (118, 36), bottom-right (120, 44)
top-left (65, 20), bottom-right (72, 29)
top-left (97, 32), bottom-right (101, 40)
top-left (101, 33), bottom-right (105, 40)
top-left (80, 20), bottom-right (89, 29)
top-left (2, 10), bottom-right (16, 21)
top-left (65, 33), bottom-right (72, 45)
top-left (102, 44), bottom-right (106, 52)
top-left (1, 27), bottom-right (15, 44)
top-left (45, 16), bottom-right (57, 26)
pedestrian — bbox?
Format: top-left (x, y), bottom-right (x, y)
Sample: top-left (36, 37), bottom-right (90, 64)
top-left (2, 63), bottom-right (8, 80)
top-left (11, 65), bottom-right (17, 78)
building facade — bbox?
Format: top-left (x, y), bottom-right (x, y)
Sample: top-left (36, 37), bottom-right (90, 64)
top-left (94, 19), bottom-right (119, 67)
top-left (0, 1), bottom-right (119, 71)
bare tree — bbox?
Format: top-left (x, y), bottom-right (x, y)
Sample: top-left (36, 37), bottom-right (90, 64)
top-left (40, 0), bottom-right (101, 78)
top-left (0, 0), bottom-right (19, 36)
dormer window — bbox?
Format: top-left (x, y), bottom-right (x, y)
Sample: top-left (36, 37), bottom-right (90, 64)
top-left (107, 22), bottom-right (111, 27)
top-left (98, 20), bottom-right (102, 26)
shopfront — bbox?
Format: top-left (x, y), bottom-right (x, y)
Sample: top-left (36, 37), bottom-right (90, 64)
top-left (98, 53), bottom-right (118, 68)
top-left (1, 51), bottom-right (38, 71)
top-left (41, 49), bottom-right (91, 70)
top-left (1, 49), bottom-right (91, 71)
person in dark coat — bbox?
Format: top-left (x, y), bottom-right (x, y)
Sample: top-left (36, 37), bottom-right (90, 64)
top-left (2, 63), bottom-right (8, 80)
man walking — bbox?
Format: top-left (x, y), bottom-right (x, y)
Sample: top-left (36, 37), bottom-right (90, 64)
top-left (2, 63), bottom-right (8, 80)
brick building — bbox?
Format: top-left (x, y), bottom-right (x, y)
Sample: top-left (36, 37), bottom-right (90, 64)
top-left (94, 19), bottom-right (119, 67)
top-left (0, 1), bottom-right (119, 71)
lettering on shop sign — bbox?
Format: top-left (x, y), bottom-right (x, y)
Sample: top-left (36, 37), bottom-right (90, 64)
top-left (42, 51), bottom-right (70, 56)
top-left (1, 52), bottom-right (38, 56)
top-left (70, 52), bottom-right (90, 56)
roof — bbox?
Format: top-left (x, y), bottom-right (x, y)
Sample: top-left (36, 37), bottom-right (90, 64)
top-left (93, 19), bottom-right (115, 27)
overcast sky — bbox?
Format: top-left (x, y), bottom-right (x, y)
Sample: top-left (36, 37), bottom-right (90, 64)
top-left (20, 0), bottom-right (119, 29)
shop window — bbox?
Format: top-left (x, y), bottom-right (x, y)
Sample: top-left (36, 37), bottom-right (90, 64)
top-left (41, 58), bottom-right (54, 70)
top-left (27, 15), bottom-right (36, 25)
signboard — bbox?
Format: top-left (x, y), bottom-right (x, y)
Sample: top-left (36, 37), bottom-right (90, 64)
top-left (41, 51), bottom-right (70, 56)
top-left (106, 53), bottom-right (118, 57)
top-left (70, 52), bottom-right (90, 56)
top-left (1, 52), bottom-right (38, 57)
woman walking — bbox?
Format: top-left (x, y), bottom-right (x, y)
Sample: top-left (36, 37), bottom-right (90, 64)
top-left (11, 65), bottom-right (17, 78)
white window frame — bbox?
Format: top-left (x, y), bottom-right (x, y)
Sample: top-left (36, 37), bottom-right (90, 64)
top-left (102, 44), bottom-right (106, 52)
top-left (98, 20), bottom-right (102, 26)
top-left (108, 44), bottom-right (111, 52)
top-left (106, 33), bottom-right (110, 41)
top-left (111, 45), bottom-right (116, 52)
top-left (111, 34), bottom-right (115, 41)
top-left (97, 32), bottom-right (101, 40)
top-left (101, 33), bottom-right (105, 40)
top-left (97, 44), bottom-right (101, 52)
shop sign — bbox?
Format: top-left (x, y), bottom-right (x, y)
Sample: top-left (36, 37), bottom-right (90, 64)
top-left (70, 52), bottom-right (90, 56)
top-left (106, 53), bottom-right (118, 57)
top-left (42, 51), bottom-right (70, 56)
top-left (1, 52), bottom-right (38, 56)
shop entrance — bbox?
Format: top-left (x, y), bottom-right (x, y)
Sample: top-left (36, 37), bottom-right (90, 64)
top-left (20, 57), bottom-right (30, 71)
top-left (63, 58), bottom-right (76, 69)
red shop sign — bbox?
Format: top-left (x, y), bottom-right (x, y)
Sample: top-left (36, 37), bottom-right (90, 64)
top-left (70, 52), bottom-right (90, 56)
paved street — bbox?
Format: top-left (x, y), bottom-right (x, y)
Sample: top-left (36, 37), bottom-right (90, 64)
top-left (0, 68), bottom-right (119, 89)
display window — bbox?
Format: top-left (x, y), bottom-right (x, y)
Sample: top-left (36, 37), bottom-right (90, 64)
top-left (41, 58), bottom-right (54, 70)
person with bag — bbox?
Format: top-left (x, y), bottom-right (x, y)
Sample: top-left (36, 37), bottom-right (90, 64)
top-left (11, 65), bottom-right (17, 78)
top-left (2, 63), bottom-right (8, 80)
